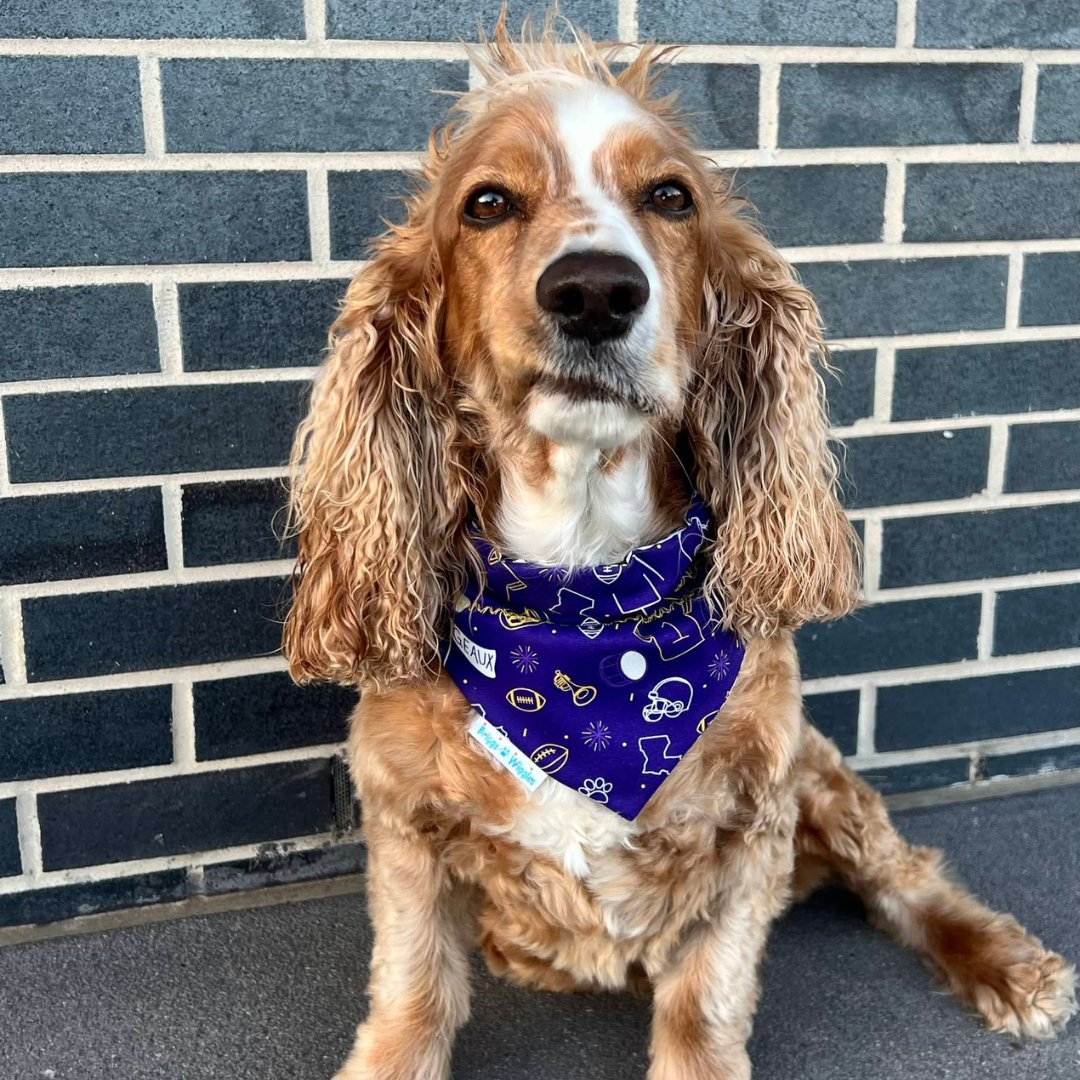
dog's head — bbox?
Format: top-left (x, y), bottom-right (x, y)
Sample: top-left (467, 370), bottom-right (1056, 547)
top-left (285, 19), bottom-right (860, 689)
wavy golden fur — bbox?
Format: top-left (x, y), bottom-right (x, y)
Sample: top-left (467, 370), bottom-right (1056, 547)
top-left (284, 16), bottom-right (1074, 1080)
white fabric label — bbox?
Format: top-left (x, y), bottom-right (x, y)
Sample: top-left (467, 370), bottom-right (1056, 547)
top-left (467, 714), bottom-right (546, 792)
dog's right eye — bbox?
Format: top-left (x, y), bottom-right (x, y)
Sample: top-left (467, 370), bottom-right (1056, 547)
top-left (464, 188), bottom-right (514, 224)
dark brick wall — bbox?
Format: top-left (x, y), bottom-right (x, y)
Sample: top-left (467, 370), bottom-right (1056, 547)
top-left (1, 2), bottom-right (1078, 929)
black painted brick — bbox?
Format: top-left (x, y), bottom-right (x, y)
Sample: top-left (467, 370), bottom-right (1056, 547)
top-left (803, 691), bottom-right (859, 756)
top-left (994, 584), bottom-right (1080, 657)
top-left (0, 870), bottom-right (187, 929)
top-left (987, 745), bottom-right (1080, 781)
top-left (193, 672), bottom-right (353, 760)
top-left (0, 57), bottom-right (142, 154)
top-left (0, 489), bottom-right (166, 586)
top-left (1036, 67), bottom-right (1080, 143)
top-left (877, 667), bottom-right (1080, 751)
top-left (4, 383), bottom-right (306, 483)
top-left (0, 0), bottom-right (303, 38)
top-left (798, 258), bottom-right (1007, 339)
top-left (797, 596), bottom-right (981, 680)
top-left (659, 65), bottom-right (759, 150)
top-left (0, 801), bottom-right (19, 878)
top-left (38, 759), bottom-right (336, 871)
top-left (841, 428), bottom-right (989, 509)
top-left (893, 339), bottom-right (1080, 420)
top-left (1005, 421), bottom-right (1080, 493)
top-left (179, 280), bottom-right (344, 372)
top-left (881, 504), bottom-right (1080, 588)
top-left (916, 1), bottom-right (1080, 48)
top-left (202, 842), bottom-right (365, 895)
top-left (328, 170), bottom-right (412, 260)
top-left (0, 686), bottom-right (173, 783)
top-left (736, 166), bottom-right (886, 247)
top-left (858, 759), bottom-right (971, 796)
top-left (827, 350), bottom-right (876, 427)
top-left (22, 576), bottom-right (288, 682)
top-left (181, 479), bottom-right (291, 567)
top-left (779, 65), bottom-right (1021, 148)
top-left (638, 0), bottom-right (895, 45)
top-left (0, 286), bottom-right (158, 383)
top-left (0, 172), bottom-right (308, 269)
top-left (1021, 254), bottom-right (1080, 327)
top-left (328, 0), bottom-right (618, 40)
top-left (162, 59), bottom-right (468, 153)
top-left (906, 165), bottom-right (1080, 243)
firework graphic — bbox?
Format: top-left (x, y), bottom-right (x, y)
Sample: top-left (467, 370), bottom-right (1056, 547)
top-left (708, 650), bottom-right (732, 682)
top-left (540, 564), bottom-right (572, 582)
top-left (511, 644), bottom-right (540, 674)
top-left (581, 720), bottom-right (612, 751)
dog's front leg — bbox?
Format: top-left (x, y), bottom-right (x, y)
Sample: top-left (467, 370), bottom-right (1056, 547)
top-left (334, 817), bottom-right (474, 1080)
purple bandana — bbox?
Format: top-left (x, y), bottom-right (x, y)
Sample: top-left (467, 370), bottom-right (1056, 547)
top-left (444, 500), bottom-right (745, 820)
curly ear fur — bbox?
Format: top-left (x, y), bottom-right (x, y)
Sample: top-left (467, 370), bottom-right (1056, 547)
top-left (284, 205), bottom-right (476, 690)
top-left (689, 200), bottom-right (861, 638)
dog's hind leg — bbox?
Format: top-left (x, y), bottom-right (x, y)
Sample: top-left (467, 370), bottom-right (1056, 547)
top-left (794, 722), bottom-right (1077, 1039)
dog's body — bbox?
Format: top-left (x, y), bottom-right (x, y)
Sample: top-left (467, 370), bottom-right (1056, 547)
top-left (285, 22), bottom-right (1075, 1079)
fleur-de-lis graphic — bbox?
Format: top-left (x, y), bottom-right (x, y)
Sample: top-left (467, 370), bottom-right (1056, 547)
top-left (581, 720), bottom-right (612, 751)
top-left (511, 644), bottom-right (540, 674)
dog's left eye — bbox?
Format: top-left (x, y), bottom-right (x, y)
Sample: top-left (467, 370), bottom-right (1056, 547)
top-left (647, 182), bottom-right (693, 216)
top-left (464, 188), bottom-right (514, 224)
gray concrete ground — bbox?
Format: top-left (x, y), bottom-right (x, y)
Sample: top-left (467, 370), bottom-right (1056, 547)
top-left (2, 784), bottom-right (1078, 1079)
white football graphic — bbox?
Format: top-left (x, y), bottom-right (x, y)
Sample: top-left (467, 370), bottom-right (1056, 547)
top-left (507, 688), bottom-right (547, 712)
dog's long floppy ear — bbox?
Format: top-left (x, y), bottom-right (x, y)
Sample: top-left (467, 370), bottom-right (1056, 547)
top-left (688, 202), bottom-right (861, 638)
top-left (284, 203), bottom-right (473, 690)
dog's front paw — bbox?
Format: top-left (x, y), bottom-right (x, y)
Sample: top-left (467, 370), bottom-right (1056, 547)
top-left (976, 947), bottom-right (1077, 1040)
top-left (332, 1019), bottom-right (451, 1080)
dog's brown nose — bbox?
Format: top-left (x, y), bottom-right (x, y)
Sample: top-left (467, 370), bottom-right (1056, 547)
top-left (536, 251), bottom-right (650, 344)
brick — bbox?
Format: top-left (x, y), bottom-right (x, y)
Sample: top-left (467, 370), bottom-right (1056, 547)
top-left (0, 800), bottom-right (19, 878)
top-left (841, 428), bottom-right (989, 509)
top-left (1036, 67), bottom-right (1080, 143)
top-left (877, 668), bottom-right (1080, 750)
top-left (858, 759), bottom-right (970, 796)
top-left (803, 691), bottom-right (859, 756)
top-left (0, 57), bottom-right (141, 154)
top-left (0, 686), bottom-right (172, 783)
top-left (0, 489), bottom-right (166, 586)
top-left (798, 258), bottom-right (1007, 340)
top-left (797, 596), bottom-right (981, 679)
top-left (202, 842), bottom-right (365, 895)
top-left (779, 65), bottom-right (1020, 148)
top-left (659, 65), bottom-right (758, 150)
top-left (0, 870), bottom-right (187, 928)
top-left (994, 584), bottom-right (1080, 657)
top-left (0, 173), bottom-right (308, 269)
top-left (638, 0), bottom-right (895, 45)
top-left (1021, 254), bottom-right (1080, 327)
top-left (916, 1), bottom-right (1080, 48)
top-left (882, 504), bottom-right (1080, 588)
top-left (0, 0), bottom-right (302, 38)
top-left (906, 165), bottom-right (1080, 243)
top-left (736, 167), bottom-right (886, 247)
top-left (328, 0), bottom-right (617, 40)
top-left (0, 286), bottom-right (158, 383)
top-left (826, 350), bottom-right (876, 427)
top-left (193, 672), bottom-right (353, 759)
top-left (1005, 422), bottom-right (1080, 494)
top-left (986, 745), bottom-right (1080, 781)
top-left (179, 280), bottom-right (344, 372)
top-left (328, 170), bottom-right (412, 260)
top-left (162, 60), bottom-right (468, 153)
top-left (893, 339), bottom-right (1080, 420)
top-left (38, 759), bottom-right (335, 871)
top-left (22, 576), bottom-right (288, 682)
top-left (4, 383), bottom-right (306, 483)
top-left (182, 479), bottom-right (291, 567)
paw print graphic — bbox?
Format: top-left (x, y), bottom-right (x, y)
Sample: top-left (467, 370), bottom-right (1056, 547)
top-left (578, 777), bottom-right (614, 804)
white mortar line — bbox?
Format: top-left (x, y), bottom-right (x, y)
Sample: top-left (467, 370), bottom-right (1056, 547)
top-left (306, 166), bottom-right (332, 265)
top-left (171, 682), bottom-right (198, 769)
top-left (1004, 250), bottom-right (1025, 329)
top-left (826, 323), bottom-right (1080, 351)
top-left (151, 280), bottom-right (184, 375)
top-left (881, 160), bottom-right (906, 243)
top-left (161, 481), bottom-right (185, 573)
top-left (3, 467), bottom-right (288, 498)
top-left (868, 486), bottom-right (1080, 519)
top-left (985, 421), bottom-right (1010, 495)
top-left (0, 263), bottom-right (360, 289)
top-left (872, 566), bottom-right (1080, 603)
top-left (861, 516), bottom-right (883, 595)
top-left (871, 345), bottom-right (895, 421)
top-left (14, 793), bottom-right (42, 881)
top-left (0, 366), bottom-right (315, 397)
top-left (1018, 59), bottom-right (1039, 147)
top-left (757, 61), bottom-right (781, 153)
top-left (0, 593), bottom-right (27, 686)
top-left (977, 590), bottom-right (998, 661)
top-left (304, 0), bottom-right (327, 43)
top-left (618, 0), bottom-right (638, 42)
top-left (0, 397), bottom-right (10, 497)
top-left (895, 0), bottom-right (918, 48)
top-left (137, 55), bottom-right (166, 159)
top-left (856, 682), bottom-right (877, 756)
